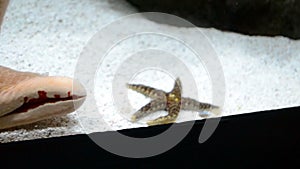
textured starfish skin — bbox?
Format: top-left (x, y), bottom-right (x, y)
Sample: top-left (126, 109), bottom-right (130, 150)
top-left (127, 78), bottom-right (218, 126)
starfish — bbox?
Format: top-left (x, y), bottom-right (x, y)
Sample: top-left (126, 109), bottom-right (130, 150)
top-left (0, 0), bottom-right (9, 29)
top-left (127, 78), bottom-right (218, 126)
top-left (0, 65), bottom-right (86, 130)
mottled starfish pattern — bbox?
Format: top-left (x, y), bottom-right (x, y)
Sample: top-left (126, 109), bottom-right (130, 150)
top-left (127, 78), bottom-right (218, 126)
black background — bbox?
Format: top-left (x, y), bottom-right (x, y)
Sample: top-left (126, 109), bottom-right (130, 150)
top-left (1, 106), bottom-right (299, 168)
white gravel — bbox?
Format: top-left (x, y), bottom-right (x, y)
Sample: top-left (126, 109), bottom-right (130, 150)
top-left (0, 0), bottom-right (299, 143)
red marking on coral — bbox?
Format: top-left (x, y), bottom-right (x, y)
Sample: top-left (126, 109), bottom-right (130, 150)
top-left (38, 91), bottom-right (47, 99)
top-left (24, 97), bottom-right (28, 103)
top-left (8, 90), bottom-right (81, 115)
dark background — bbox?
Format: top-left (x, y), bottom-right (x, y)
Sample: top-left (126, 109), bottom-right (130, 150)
top-left (127, 0), bottom-right (300, 39)
top-left (1, 106), bottom-right (299, 168)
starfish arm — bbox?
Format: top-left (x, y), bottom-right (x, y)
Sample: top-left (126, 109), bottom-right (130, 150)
top-left (127, 83), bottom-right (166, 99)
top-left (170, 78), bottom-right (182, 94)
top-left (147, 103), bottom-right (180, 126)
top-left (131, 100), bottom-right (166, 122)
top-left (181, 97), bottom-right (218, 111)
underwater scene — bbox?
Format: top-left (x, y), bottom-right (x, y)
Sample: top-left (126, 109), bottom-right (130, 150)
top-left (0, 0), bottom-right (299, 146)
